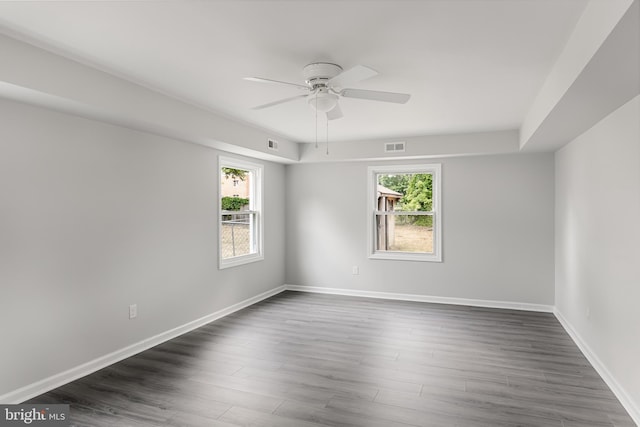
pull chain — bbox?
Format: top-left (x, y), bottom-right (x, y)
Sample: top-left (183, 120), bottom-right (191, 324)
top-left (314, 93), bottom-right (318, 149)
top-left (326, 115), bottom-right (329, 155)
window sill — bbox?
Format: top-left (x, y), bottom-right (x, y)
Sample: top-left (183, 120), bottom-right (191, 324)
top-left (219, 253), bottom-right (264, 269)
top-left (369, 251), bottom-right (442, 262)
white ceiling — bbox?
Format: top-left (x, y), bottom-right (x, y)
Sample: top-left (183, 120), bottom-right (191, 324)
top-left (0, 1), bottom-right (587, 144)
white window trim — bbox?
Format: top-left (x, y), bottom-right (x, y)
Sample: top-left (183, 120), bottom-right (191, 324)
top-left (219, 156), bottom-right (264, 269)
top-left (367, 163), bottom-right (442, 262)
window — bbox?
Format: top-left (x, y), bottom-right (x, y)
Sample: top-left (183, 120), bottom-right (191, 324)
top-left (368, 164), bottom-right (442, 262)
top-left (219, 157), bottom-right (263, 268)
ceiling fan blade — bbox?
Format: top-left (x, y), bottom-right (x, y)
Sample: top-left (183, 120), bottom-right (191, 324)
top-left (326, 103), bottom-right (343, 121)
top-left (252, 94), bottom-right (309, 110)
top-left (244, 77), bottom-right (309, 91)
top-left (340, 88), bottom-right (411, 104)
top-left (328, 65), bottom-right (378, 89)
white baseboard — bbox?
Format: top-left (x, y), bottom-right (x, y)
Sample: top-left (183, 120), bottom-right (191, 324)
top-left (284, 284), bottom-right (554, 313)
top-left (0, 285), bottom-right (287, 404)
top-left (554, 308), bottom-right (640, 426)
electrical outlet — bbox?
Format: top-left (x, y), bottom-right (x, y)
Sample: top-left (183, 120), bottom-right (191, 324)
top-left (352, 266), bottom-right (359, 275)
top-left (129, 304), bottom-right (137, 319)
top-left (586, 307), bottom-right (590, 319)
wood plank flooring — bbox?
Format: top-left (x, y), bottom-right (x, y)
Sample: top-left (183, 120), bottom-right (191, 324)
top-left (27, 291), bottom-right (636, 426)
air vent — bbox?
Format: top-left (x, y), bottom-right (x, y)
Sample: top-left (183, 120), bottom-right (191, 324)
top-left (267, 139), bottom-right (278, 151)
top-left (384, 141), bottom-right (405, 153)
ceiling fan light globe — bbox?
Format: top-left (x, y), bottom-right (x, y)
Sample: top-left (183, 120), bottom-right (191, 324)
top-left (308, 92), bottom-right (339, 113)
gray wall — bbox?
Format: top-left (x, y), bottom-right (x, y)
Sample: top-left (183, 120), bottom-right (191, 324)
top-left (285, 153), bottom-right (555, 305)
top-left (0, 99), bottom-right (286, 396)
top-left (555, 95), bottom-right (640, 411)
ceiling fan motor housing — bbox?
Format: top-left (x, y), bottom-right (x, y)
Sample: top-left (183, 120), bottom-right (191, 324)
top-left (303, 62), bottom-right (343, 87)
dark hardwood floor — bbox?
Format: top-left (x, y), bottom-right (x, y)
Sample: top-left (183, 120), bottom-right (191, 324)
top-left (27, 291), bottom-right (635, 426)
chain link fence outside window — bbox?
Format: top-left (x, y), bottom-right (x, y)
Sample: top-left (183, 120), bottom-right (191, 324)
top-left (221, 212), bottom-right (253, 258)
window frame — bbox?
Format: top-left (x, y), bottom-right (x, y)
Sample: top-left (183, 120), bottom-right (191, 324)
top-left (218, 156), bottom-right (264, 269)
top-left (367, 163), bottom-right (442, 262)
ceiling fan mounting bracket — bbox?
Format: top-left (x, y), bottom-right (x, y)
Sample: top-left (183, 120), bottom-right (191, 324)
top-left (303, 62), bottom-right (343, 85)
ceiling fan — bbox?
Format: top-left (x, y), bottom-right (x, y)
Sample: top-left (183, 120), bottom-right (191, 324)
top-left (245, 62), bottom-right (411, 121)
